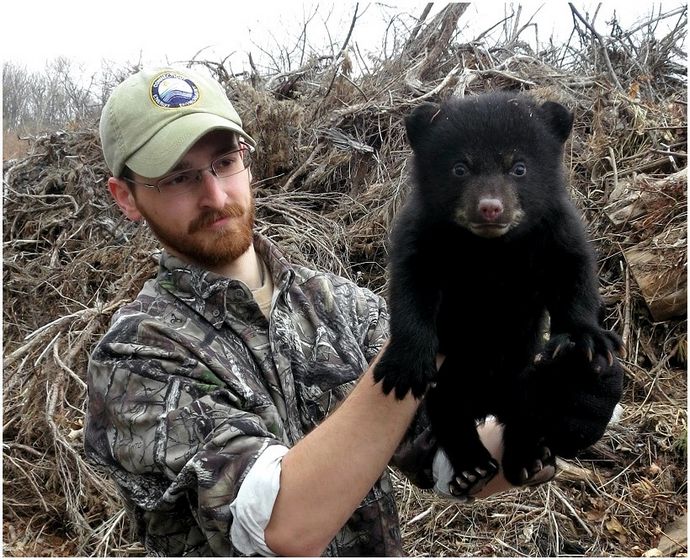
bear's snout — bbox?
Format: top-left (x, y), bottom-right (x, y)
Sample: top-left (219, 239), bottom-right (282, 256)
top-left (479, 198), bottom-right (504, 222)
top-left (458, 184), bottom-right (524, 239)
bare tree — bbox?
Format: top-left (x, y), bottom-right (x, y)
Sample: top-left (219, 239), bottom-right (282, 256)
top-left (3, 58), bottom-right (102, 134)
top-left (2, 62), bottom-right (30, 131)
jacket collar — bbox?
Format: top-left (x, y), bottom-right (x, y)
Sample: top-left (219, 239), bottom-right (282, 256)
top-left (157, 233), bottom-right (295, 329)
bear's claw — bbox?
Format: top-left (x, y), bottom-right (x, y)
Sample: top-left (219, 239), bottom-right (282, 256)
top-left (546, 326), bottom-right (623, 374)
top-left (373, 351), bottom-right (436, 399)
top-left (504, 443), bottom-right (556, 487)
top-left (448, 458), bottom-right (499, 498)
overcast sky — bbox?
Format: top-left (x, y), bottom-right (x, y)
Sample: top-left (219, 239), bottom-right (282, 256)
top-left (1, 1), bottom-right (682, 75)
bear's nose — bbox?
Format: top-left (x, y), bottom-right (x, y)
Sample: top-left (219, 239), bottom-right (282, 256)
top-left (479, 198), bottom-right (504, 222)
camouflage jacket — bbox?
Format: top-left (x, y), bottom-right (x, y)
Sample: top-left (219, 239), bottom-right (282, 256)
top-left (85, 234), bottom-right (436, 557)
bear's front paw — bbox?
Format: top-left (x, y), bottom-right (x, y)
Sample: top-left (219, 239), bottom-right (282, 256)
top-left (373, 349), bottom-right (436, 400)
top-left (545, 326), bottom-right (624, 372)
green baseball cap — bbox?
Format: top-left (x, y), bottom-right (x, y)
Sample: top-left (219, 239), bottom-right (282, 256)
top-left (99, 66), bottom-right (256, 178)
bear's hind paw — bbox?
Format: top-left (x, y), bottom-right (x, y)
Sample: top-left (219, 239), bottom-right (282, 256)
top-left (448, 458), bottom-right (499, 498)
top-left (503, 444), bottom-right (556, 487)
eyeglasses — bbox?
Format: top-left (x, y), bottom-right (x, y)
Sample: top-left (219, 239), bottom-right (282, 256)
top-left (123, 142), bottom-right (253, 195)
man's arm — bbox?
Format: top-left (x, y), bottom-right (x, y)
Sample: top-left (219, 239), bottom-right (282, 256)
top-left (264, 355), bottom-right (420, 556)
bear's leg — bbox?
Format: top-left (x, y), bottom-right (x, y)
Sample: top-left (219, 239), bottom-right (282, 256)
top-left (427, 387), bottom-right (498, 497)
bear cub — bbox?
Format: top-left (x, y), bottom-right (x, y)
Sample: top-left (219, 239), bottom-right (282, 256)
top-left (374, 92), bottom-right (623, 496)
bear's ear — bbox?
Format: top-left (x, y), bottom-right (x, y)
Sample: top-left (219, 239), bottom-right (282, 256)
top-left (405, 102), bottom-right (441, 148)
top-left (539, 101), bottom-right (574, 143)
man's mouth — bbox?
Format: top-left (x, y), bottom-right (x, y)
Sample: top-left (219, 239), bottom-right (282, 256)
top-left (189, 204), bottom-right (244, 234)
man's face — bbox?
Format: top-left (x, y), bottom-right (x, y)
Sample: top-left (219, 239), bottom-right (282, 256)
top-left (121, 130), bottom-right (255, 269)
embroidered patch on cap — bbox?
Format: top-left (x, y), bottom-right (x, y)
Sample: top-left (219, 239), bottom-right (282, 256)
top-left (150, 72), bottom-right (200, 108)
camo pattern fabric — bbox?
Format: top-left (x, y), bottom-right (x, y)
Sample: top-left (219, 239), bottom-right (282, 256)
top-left (85, 234), bottom-right (437, 557)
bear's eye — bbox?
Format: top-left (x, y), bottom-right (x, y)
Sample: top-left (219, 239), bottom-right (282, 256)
top-left (452, 163), bottom-right (470, 177)
top-left (510, 162), bottom-right (527, 176)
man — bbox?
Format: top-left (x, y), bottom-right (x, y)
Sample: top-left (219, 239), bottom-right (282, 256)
top-left (85, 67), bottom-right (552, 557)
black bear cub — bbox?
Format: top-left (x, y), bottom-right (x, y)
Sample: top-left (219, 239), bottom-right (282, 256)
top-left (374, 92), bottom-right (623, 496)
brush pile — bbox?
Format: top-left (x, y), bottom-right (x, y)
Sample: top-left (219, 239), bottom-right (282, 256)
top-left (3, 4), bottom-right (687, 556)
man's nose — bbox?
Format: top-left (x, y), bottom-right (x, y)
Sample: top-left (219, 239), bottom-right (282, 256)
top-left (197, 169), bottom-right (227, 208)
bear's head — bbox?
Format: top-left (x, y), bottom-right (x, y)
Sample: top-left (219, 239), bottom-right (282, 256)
top-left (404, 92), bottom-right (574, 239)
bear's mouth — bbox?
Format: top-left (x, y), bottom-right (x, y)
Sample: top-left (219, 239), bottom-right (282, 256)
top-left (468, 222), bottom-right (512, 238)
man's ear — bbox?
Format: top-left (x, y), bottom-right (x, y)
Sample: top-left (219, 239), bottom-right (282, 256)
top-left (108, 177), bottom-right (143, 221)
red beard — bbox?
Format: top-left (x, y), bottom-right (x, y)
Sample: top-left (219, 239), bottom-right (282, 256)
top-left (142, 197), bottom-right (255, 268)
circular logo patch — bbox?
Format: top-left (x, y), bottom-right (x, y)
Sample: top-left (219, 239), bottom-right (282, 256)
top-left (150, 72), bottom-right (199, 108)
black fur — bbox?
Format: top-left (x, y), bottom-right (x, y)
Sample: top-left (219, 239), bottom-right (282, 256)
top-left (373, 92), bottom-right (623, 494)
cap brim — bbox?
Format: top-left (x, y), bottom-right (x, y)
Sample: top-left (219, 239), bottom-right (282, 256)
top-left (125, 112), bottom-right (256, 178)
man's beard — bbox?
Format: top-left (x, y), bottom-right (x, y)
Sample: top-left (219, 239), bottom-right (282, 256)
top-left (141, 197), bottom-right (255, 269)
